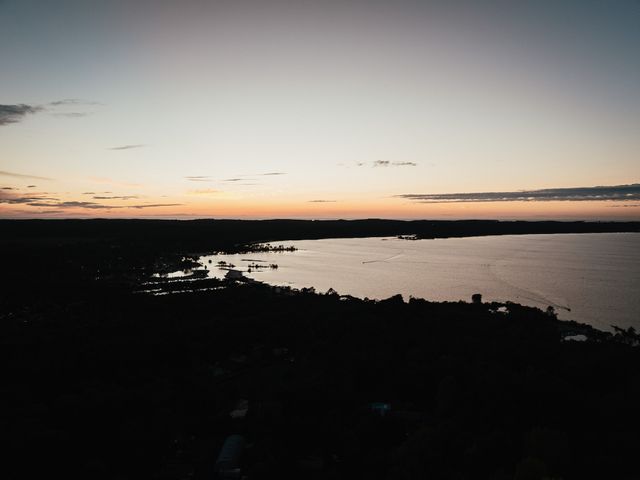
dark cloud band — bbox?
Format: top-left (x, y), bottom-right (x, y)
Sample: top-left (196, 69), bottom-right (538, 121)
top-left (396, 184), bottom-right (640, 203)
top-left (0, 104), bottom-right (43, 125)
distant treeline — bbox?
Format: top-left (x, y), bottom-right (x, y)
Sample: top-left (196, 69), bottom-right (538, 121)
top-left (2, 218), bottom-right (639, 253)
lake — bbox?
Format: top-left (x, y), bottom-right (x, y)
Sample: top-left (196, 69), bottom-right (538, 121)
top-left (195, 233), bottom-right (640, 332)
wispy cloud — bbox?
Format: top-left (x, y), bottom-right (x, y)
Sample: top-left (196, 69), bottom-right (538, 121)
top-left (373, 160), bottom-right (390, 167)
top-left (372, 160), bottom-right (417, 167)
top-left (13, 209), bottom-right (66, 215)
top-left (391, 162), bottom-right (418, 167)
top-left (0, 104), bottom-right (43, 126)
top-left (109, 144), bottom-right (146, 151)
top-left (188, 188), bottom-right (220, 195)
top-left (0, 190), bottom-right (57, 205)
top-left (92, 195), bottom-right (139, 200)
top-left (185, 176), bottom-right (213, 182)
top-left (186, 172), bottom-right (286, 184)
top-left (1, 100), bottom-right (101, 126)
top-left (126, 203), bottom-right (182, 209)
top-left (49, 99), bottom-right (102, 106)
top-left (3, 192), bottom-right (182, 209)
top-left (0, 170), bottom-right (52, 181)
top-left (308, 199), bottom-right (337, 203)
top-left (396, 184), bottom-right (640, 203)
top-left (53, 112), bottom-right (92, 118)
top-left (352, 161), bottom-right (418, 168)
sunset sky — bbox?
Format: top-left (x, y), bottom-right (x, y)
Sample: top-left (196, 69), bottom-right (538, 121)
top-left (1, 0), bottom-right (639, 219)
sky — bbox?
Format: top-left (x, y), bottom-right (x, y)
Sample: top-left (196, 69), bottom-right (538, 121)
top-left (1, 0), bottom-right (639, 219)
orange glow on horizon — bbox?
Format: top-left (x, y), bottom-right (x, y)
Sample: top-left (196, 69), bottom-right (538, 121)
top-left (3, 198), bottom-right (638, 221)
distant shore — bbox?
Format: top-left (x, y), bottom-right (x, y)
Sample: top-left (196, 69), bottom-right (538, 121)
top-left (2, 218), bottom-right (639, 253)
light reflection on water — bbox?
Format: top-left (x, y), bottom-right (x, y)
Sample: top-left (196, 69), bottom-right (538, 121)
top-left (193, 233), bottom-right (639, 331)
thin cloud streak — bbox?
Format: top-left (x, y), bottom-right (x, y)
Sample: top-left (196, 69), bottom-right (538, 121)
top-left (353, 161), bottom-right (418, 168)
top-left (373, 160), bottom-right (417, 167)
top-left (396, 184), bottom-right (640, 203)
top-left (0, 191), bottom-right (57, 204)
top-left (0, 170), bottom-right (52, 181)
top-left (109, 144), bottom-right (146, 150)
top-left (1, 99), bottom-right (99, 126)
top-left (186, 173), bottom-right (286, 184)
top-left (49, 99), bottom-right (102, 106)
top-left (19, 198), bottom-right (182, 210)
top-left (185, 176), bottom-right (213, 182)
top-left (92, 195), bottom-right (139, 200)
top-left (188, 189), bottom-right (220, 195)
top-left (53, 112), bottom-right (92, 118)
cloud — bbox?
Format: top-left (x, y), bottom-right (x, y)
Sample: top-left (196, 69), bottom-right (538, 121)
top-left (188, 189), bottom-right (220, 195)
top-left (53, 112), bottom-right (92, 118)
top-left (109, 144), bottom-right (146, 150)
top-left (28, 201), bottom-right (105, 209)
top-left (126, 203), bottom-right (182, 209)
top-left (0, 104), bottom-right (44, 125)
top-left (13, 209), bottom-right (66, 215)
top-left (27, 185), bottom-right (36, 188)
top-left (352, 161), bottom-right (418, 168)
top-left (392, 162), bottom-right (418, 167)
top-left (2, 183), bottom-right (145, 210)
top-left (49, 99), bottom-right (102, 106)
top-left (0, 191), bottom-right (57, 205)
top-left (185, 176), bottom-right (213, 182)
top-left (373, 160), bottom-right (417, 167)
top-left (92, 195), bottom-right (139, 200)
top-left (0, 170), bottom-right (53, 181)
top-left (373, 160), bottom-right (390, 167)
top-left (1, 99), bottom-right (100, 126)
top-left (396, 184), bottom-right (640, 203)
top-left (16, 197), bottom-right (181, 210)
top-left (308, 199), bottom-right (337, 203)
top-left (186, 173), bottom-right (286, 184)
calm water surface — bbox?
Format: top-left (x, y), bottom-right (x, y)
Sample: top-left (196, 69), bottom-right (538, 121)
top-left (198, 233), bottom-right (640, 331)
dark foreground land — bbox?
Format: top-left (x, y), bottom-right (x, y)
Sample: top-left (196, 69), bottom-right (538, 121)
top-left (2, 219), bottom-right (640, 480)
